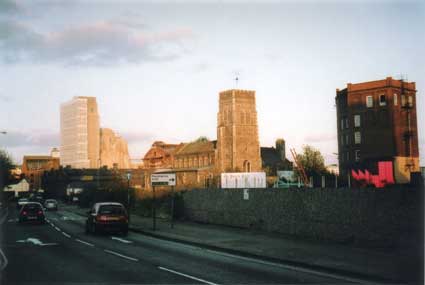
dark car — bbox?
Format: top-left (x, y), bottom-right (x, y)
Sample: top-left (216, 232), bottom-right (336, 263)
top-left (85, 202), bottom-right (128, 236)
top-left (18, 202), bottom-right (46, 224)
top-left (16, 198), bottom-right (29, 209)
top-left (44, 199), bottom-right (58, 211)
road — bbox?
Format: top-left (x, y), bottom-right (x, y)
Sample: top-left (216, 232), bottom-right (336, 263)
top-left (0, 205), bottom-right (364, 285)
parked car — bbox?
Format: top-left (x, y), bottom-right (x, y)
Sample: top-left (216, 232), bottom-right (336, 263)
top-left (30, 195), bottom-right (44, 204)
top-left (85, 202), bottom-right (128, 236)
top-left (18, 202), bottom-right (46, 224)
top-left (44, 199), bottom-right (58, 211)
top-left (16, 198), bottom-right (29, 209)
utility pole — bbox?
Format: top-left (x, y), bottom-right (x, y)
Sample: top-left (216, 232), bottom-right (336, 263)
top-left (126, 171), bottom-right (131, 222)
top-left (152, 185), bottom-right (156, 231)
top-left (170, 186), bottom-right (175, 228)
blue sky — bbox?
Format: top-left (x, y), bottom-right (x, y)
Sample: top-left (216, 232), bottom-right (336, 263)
top-left (0, 0), bottom-right (424, 166)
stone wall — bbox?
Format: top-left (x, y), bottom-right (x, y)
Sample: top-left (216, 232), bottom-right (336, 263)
top-left (182, 187), bottom-right (423, 246)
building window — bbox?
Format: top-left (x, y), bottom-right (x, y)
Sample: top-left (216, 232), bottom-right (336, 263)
top-left (346, 134), bottom-right (349, 145)
top-left (379, 94), bottom-right (386, 106)
top-left (340, 119), bottom-right (344, 130)
top-left (355, 150), bottom-right (360, 161)
top-left (354, 131), bottom-right (361, 144)
top-left (340, 135), bottom-right (344, 145)
top-left (345, 118), bottom-right (349, 129)
top-left (366, 96), bottom-right (373, 108)
top-left (346, 151), bottom-right (349, 161)
top-left (401, 95), bottom-right (406, 106)
top-left (408, 96), bottom-right (413, 106)
top-left (354, 114), bottom-right (361, 127)
top-left (394, 94), bottom-right (398, 106)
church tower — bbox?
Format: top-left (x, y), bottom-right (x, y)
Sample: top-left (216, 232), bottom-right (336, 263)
top-left (216, 89), bottom-right (261, 173)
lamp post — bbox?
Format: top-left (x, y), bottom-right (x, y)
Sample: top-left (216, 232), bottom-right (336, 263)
top-left (126, 171), bottom-right (131, 222)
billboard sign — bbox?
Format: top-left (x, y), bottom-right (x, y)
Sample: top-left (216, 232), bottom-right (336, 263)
top-left (221, 172), bottom-right (266, 189)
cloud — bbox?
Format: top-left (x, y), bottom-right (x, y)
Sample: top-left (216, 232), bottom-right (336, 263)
top-left (0, 0), bottom-right (21, 15)
top-left (0, 130), bottom-right (59, 149)
top-left (0, 18), bottom-right (194, 66)
top-left (304, 133), bottom-right (337, 143)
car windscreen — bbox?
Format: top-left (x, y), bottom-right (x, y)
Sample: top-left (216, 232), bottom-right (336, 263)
top-left (98, 205), bottom-right (125, 215)
top-left (23, 203), bottom-right (42, 211)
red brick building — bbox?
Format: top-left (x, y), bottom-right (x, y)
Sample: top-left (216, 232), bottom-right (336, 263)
top-left (336, 77), bottom-right (419, 184)
top-left (22, 155), bottom-right (60, 190)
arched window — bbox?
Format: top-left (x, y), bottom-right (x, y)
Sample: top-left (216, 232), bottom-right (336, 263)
top-left (243, 160), bottom-right (251, 172)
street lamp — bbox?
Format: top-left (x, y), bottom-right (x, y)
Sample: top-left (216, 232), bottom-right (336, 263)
top-left (126, 171), bottom-right (131, 221)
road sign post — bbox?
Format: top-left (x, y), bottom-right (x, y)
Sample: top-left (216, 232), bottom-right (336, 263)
top-left (151, 173), bottom-right (176, 231)
top-left (170, 186), bottom-right (175, 228)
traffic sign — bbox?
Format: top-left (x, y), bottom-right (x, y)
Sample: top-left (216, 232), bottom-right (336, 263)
top-left (151, 173), bottom-right (176, 186)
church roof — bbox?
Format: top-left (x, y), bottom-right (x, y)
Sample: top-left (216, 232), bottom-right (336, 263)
top-left (174, 140), bottom-right (215, 156)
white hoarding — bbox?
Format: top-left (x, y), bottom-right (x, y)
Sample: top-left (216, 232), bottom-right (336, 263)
top-left (151, 173), bottom-right (176, 186)
top-left (221, 172), bottom-right (266, 189)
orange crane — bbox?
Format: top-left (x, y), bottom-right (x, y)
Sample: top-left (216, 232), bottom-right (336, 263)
top-left (290, 148), bottom-right (309, 187)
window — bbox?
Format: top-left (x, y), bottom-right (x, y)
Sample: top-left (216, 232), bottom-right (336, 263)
top-left (408, 96), bottom-right (413, 106)
top-left (341, 135), bottom-right (344, 145)
top-left (394, 93), bottom-right (398, 106)
top-left (379, 95), bottom-right (386, 106)
top-left (345, 118), bottom-right (349, 129)
top-left (346, 151), bottom-right (350, 161)
top-left (366, 96), bottom-right (373, 108)
top-left (354, 114), bottom-right (360, 127)
top-left (355, 150), bottom-right (360, 161)
top-left (354, 131), bottom-right (361, 144)
top-left (340, 119), bottom-right (344, 130)
top-left (346, 134), bottom-right (349, 145)
top-left (401, 95), bottom-right (406, 106)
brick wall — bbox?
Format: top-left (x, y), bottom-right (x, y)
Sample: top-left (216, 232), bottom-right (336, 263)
top-left (182, 187), bottom-right (423, 246)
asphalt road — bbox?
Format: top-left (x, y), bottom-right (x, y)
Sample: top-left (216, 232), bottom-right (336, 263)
top-left (0, 205), bottom-right (363, 285)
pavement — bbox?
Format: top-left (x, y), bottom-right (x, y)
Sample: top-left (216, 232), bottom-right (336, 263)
top-left (61, 203), bottom-right (422, 284)
top-left (0, 203), bottom-right (371, 285)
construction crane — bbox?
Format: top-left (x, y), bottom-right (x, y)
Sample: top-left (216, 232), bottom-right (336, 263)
top-left (290, 148), bottom-right (309, 187)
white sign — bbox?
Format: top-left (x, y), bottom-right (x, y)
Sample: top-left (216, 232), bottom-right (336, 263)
top-left (151, 173), bottom-right (176, 186)
top-left (221, 172), bottom-right (266, 189)
top-left (243, 189), bottom-right (249, 200)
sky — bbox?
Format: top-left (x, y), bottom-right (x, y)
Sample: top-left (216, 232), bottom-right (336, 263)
top-left (0, 0), bottom-right (424, 166)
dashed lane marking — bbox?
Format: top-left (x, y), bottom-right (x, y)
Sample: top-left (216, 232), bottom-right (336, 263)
top-left (62, 232), bottom-right (71, 238)
top-left (158, 266), bottom-right (219, 285)
top-left (104, 250), bottom-right (139, 262)
top-left (75, 239), bottom-right (94, 247)
top-left (111, 236), bottom-right (133, 244)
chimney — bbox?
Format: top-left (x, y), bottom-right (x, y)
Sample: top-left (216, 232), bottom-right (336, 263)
top-left (275, 139), bottom-right (286, 162)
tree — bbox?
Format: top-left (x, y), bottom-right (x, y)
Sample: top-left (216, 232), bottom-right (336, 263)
top-left (194, 136), bottom-right (209, 143)
top-left (295, 145), bottom-right (328, 177)
top-left (0, 149), bottom-right (15, 190)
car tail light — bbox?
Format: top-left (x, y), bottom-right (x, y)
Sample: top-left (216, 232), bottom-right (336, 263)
top-left (37, 210), bottom-right (43, 215)
top-left (22, 211), bottom-right (27, 215)
top-left (119, 216), bottom-right (128, 223)
top-left (96, 215), bottom-right (108, 222)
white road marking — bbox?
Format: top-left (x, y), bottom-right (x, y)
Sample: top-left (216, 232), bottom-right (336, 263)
top-left (62, 232), bottom-right (71, 238)
top-left (75, 239), bottom-right (94, 247)
top-left (0, 248), bottom-right (8, 270)
top-left (205, 249), bottom-right (371, 284)
top-left (158, 266), bottom-right (219, 285)
top-left (16, 238), bottom-right (58, 247)
top-left (104, 250), bottom-right (138, 262)
top-left (111, 236), bottom-right (133, 244)
top-left (54, 226), bottom-right (61, 231)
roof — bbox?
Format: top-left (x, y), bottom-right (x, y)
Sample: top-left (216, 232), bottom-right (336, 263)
top-left (23, 155), bottom-right (56, 160)
top-left (174, 140), bottom-right (215, 156)
top-left (261, 147), bottom-right (282, 166)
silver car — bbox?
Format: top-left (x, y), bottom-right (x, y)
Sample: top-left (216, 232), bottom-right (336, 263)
top-left (44, 199), bottom-right (58, 211)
